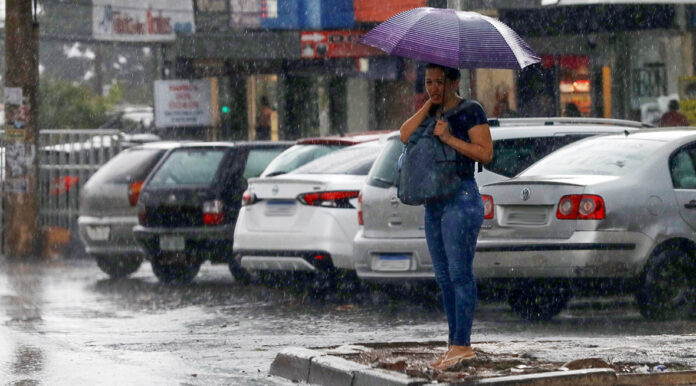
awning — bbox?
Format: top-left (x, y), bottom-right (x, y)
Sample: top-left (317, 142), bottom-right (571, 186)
top-left (543, 0), bottom-right (696, 5)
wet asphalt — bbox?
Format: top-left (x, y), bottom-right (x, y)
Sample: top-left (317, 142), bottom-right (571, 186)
top-left (1, 256), bottom-right (696, 385)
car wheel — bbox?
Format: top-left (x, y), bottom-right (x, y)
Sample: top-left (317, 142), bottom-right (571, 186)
top-left (507, 280), bottom-right (572, 321)
top-left (228, 260), bottom-right (253, 286)
top-left (150, 260), bottom-right (201, 285)
top-left (636, 246), bottom-right (696, 320)
top-left (95, 254), bottom-right (143, 279)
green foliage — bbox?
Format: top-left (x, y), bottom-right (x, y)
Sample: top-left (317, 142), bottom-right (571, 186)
top-left (38, 78), bottom-right (123, 129)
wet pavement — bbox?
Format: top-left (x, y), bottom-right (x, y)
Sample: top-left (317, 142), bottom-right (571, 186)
top-left (1, 256), bottom-right (696, 385)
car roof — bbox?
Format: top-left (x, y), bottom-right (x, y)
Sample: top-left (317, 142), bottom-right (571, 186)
top-left (130, 141), bottom-right (193, 150)
top-left (599, 127), bottom-right (696, 141)
top-left (297, 130), bottom-right (391, 145)
top-left (163, 141), bottom-right (294, 149)
top-left (384, 118), bottom-right (651, 140)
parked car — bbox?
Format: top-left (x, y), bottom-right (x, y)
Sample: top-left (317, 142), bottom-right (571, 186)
top-left (133, 141), bottom-right (293, 284)
top-left (353, 117), bottom-right (651, 283)
top-left (477, 128), bottom-right (696, 321)
top-left (232, 138), bottom-right (389, 285)
top-left (78, 141), bottom-right (184, 278)
top-left (260, 131), bottom-right (388, 177)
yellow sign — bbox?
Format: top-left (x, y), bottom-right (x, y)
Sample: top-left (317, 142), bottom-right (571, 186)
top-left (3, 127), bottom-right (26, 141)
top-left (678, 76), bottom-right (696, 125)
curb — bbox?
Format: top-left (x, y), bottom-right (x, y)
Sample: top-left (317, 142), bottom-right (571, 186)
top-left (269, 347), bottom-right (696, 386)
top-left (270, 347), bottom-right (429, 386)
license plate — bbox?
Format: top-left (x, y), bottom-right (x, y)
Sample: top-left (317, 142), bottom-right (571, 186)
top-left (372, 254), bottom-right (411, 272)
top-left (85, 226), bottom-right (110, 241)
top-left (264, 200), bottom-right (296, 217)
top-left (159, 235), bottom-right (185, 251)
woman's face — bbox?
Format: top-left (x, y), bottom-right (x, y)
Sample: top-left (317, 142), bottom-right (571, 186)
top-left (425, 68), bottom-right (457, 105)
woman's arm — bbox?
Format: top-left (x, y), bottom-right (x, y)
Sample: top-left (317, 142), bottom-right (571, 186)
top-left (434, 120), bottom-right (493, 164)
top-left (400, 99), bottom-right (433, 143)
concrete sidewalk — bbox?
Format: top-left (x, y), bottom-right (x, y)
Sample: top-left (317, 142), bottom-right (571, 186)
top-left (270, 343), bottom-right (696, 386)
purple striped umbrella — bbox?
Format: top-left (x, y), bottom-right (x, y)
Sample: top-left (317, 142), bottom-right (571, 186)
top-left (358, 7), bottom-right (540, 70)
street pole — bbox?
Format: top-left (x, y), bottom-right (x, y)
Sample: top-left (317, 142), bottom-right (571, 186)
top-left (3, 0), bottom-right (40, 258)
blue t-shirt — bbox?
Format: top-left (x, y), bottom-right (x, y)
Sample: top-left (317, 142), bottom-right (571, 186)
top-left (437, 99), bottom-right (488, 179)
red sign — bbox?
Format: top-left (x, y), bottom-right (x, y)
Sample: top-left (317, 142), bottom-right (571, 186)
top-left (300, 30), bottom-right (384, 59)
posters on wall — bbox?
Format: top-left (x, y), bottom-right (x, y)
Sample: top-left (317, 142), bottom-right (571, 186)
top-left (93, 0), bottom-right (195, 42)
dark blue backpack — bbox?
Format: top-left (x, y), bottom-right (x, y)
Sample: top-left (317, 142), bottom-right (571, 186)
top-left (397, 112), bottom-right (462, 206)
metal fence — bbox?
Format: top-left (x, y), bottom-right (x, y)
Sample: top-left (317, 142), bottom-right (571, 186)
top-left (1, 129), bottom-right (124, 240)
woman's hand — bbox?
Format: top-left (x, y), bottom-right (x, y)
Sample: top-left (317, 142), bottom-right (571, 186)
top-left (433, 119), bottom-right (452, 141)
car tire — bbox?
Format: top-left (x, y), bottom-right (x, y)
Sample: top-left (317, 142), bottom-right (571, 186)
top-left (95, 254), bottom-right (143, 279)
top-left (150, 260), bottom-right (201, 285)
top-left (507, 280), bottom-right (572, 321)
top-left (228, 260), bottom-right (253, 286)
top-left (636, 246), bottom-right (696, 320)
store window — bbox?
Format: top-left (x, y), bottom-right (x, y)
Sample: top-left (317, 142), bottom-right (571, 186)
top-left (558, 55), bottom-right (590, 117)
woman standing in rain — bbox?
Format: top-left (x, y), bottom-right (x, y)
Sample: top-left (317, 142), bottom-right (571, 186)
top-left (400, 63), bottom-right (493, 371)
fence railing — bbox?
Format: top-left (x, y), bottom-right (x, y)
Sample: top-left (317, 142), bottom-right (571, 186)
top-left (1, 129), bottom-right (125, 239)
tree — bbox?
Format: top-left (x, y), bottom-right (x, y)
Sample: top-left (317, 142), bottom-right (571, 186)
top-left (38, 78), bottom-right (122, 129)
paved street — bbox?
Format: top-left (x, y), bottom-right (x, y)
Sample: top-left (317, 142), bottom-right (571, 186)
top-left (1, 257), bottom-right (696, 385)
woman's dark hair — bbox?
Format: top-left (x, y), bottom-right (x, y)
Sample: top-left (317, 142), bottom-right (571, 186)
top-left (425, 63), bottom-right (461, 81)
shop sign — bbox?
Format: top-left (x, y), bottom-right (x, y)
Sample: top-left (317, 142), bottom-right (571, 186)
top-left (354, 0), bottom-right (426, 22)
top-left (93, 0), bottom-right (195, 42)
top-left (300, 30), bottom-right (384, 59)
top-left (154, 80), bottom-right (212, 128)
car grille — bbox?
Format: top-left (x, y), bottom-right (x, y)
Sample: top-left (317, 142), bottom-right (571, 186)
top-left (143, 205), bottom-right (202, 227)
top-left (502, 205), bottom-right (551, 226)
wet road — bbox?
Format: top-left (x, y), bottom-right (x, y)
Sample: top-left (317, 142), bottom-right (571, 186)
top-left (1, 257), bottom-right (696, 385)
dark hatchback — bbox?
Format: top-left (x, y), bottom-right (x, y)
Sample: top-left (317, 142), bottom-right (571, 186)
top-left (133, 141), bottom-right (292, 284)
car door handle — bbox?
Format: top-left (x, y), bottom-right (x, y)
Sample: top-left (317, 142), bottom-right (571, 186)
top-left (685, 200), bottom-right (696, 209)
top-left (390, 196), bottom-right (400, 208)
top-left (388, 217), bottom-right (402, 226)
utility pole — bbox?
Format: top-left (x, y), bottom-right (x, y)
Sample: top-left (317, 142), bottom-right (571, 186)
top-left (3, 0), bottom-right (40, 258)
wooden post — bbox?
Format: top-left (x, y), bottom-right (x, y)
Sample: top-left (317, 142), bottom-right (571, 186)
top-left (3, 0), bottom-right (40, 258)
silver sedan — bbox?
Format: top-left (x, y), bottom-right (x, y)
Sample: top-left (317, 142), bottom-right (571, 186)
top-left (478, 128), bottom-right (696, 321)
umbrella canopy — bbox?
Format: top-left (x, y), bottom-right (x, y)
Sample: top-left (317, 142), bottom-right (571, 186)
top-left (358, 7), bottom-right (540, 70)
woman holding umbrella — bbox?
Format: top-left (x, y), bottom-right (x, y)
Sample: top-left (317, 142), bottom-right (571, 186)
top-left (360, 5), bottom-right (540, 372)
top-left (400, 63), bottom-right (493, 370)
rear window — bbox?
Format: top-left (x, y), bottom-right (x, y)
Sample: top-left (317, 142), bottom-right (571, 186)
top-left (367, 137), bottom-right (403, 188)
top-left (88, 147), bottom-right (165, 184)
top-left (523, 137), bottom-right (664, 177)
top-left (243, 148), bottom-right (289, 179)
top-left (260, 144), bottom-right (342, 177)
top-left (291, 143), bottom-right (381, 175)
top-left (148, 148), bottom-right (226, 186)
top-left (485, 134), bottom-right (594, 177)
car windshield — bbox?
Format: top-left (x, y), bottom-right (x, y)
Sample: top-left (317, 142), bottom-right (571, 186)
top-left (367, 137), bottom-right (403, 187)
top-left (148, 148), bottom-right (226, 186)
top-left (522, 137), bottom-right (665, 177)
top-left (260, 144), bottom-right (343, 177)
top-left (290, 143), bottom-right (381, 175)
top-left (87, 147), bottom-right (165, 184)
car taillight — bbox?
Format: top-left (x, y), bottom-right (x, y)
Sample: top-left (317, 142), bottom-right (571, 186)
top-left (297, 191), bottom-right (360, 208)
top-left (241, 190), bottom-right (257, 206)
top-left (49, 176), bottom-right (79, 196)
top-left (128, 181), bottom-right (144, 206)
top-left (358, 192), bottom-right (364, 225)
top-left (556, 194), bottom-right (605, 220)
top-left (482, 195), bottom-right (494, 219)
top-left (203, 199), bottom-right (224, 225)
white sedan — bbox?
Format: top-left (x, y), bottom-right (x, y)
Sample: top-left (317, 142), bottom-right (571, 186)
top-left (232, 139), bottom-right (388, 282)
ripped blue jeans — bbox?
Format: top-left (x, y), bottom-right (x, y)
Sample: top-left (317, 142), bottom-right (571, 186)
top-left (424, 178), bottom-right (483, 346)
